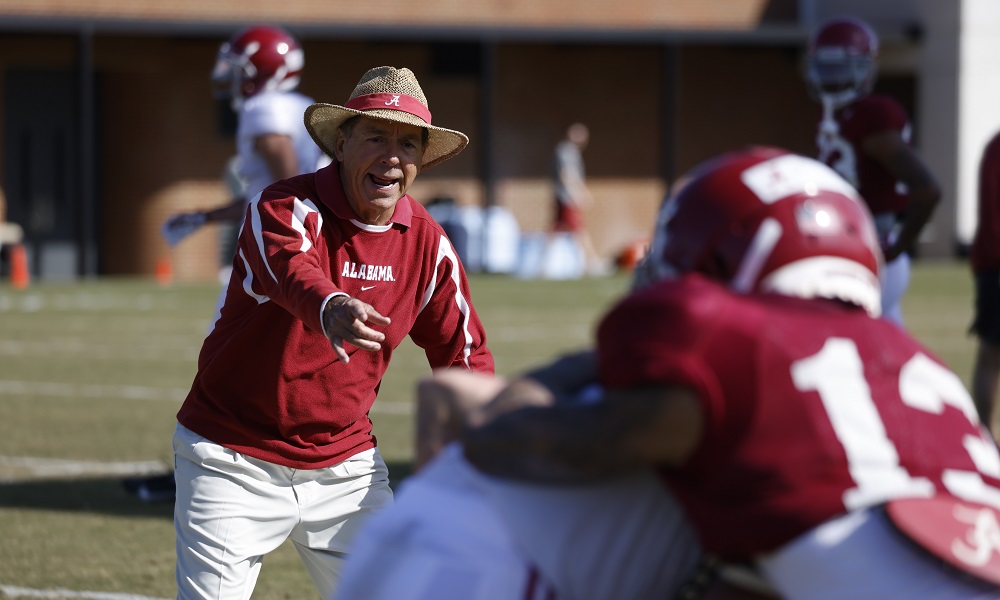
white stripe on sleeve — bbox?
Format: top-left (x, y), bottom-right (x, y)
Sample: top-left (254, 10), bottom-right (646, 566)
top-left (237, 247), bottom-right (269, 304)
top-left (292, 198), bottom-right (322, 253)
top-left (418, 235), bottom-right (474, 368)
top-left (249, 193), bottom-right (280, 285)
top-left (251, 194), bottom-right (322, 285)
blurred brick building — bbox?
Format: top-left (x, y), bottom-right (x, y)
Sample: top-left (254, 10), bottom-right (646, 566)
top-left (0, 0), bottom-right (992, 281)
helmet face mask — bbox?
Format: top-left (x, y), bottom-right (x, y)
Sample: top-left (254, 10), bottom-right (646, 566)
top-left (211, 25), bottom-right (304, 110)
top-left (645, 147), bottom-right (883, 317)
top-left (807, 51), bottom-right (876, 100)
top-left (806, 18), bottom-right (879, 108)
top-left (210, 42), bottom-right (241, 100)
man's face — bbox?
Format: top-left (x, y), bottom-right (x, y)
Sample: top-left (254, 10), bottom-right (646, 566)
top-left (334, 117), bottom-right (425, 225)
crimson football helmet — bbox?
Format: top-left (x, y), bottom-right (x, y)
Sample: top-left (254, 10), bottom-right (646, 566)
top-left (646, 147), bottom-right (883, 317)
top-left (806, 17), bottom-right (879, 108)
top-left (211, 25), bottom-right (304, 109)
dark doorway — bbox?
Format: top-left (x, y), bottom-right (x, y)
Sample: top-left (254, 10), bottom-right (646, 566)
top-left (4, 69), bottom-right (84, 280)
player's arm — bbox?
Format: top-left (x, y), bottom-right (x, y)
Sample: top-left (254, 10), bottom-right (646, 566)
top-left (863, 130), bottom-right (941, 261)
top-left (414, 369), bottom-right (510, 470)
top-left (201, 199), bottom-right (247, 222)
top-left (472, 350), bottom-right (598, 425)
top-left (161, 202), bottom-right (242, 245)
top-left (462, 382), bottom-right (704, 483)
top-left (414, 351), bottom-right (593, 469)
top-left (256, 132), bottom-right (300, 182)
top-left (161, 197), bottom-right (247, 246)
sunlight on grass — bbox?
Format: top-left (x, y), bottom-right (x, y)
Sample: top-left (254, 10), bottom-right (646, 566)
top-left (0, 262), bottom-right (978, 596)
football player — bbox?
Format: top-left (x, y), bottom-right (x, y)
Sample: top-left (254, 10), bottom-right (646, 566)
top-left (806, 16), bottom-right (941, 325)
top-left (164, 24), bottom-right (326, 250)
top-left (970, 129), bottom-right (1000, 432)
top-left (338, 147), bottom-right (1000, 599)
top-left (464, 147), bottom-right (1000, 598)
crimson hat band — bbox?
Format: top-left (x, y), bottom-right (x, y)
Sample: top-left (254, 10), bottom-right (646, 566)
top-left (344, 93), bottom-right (432, 124)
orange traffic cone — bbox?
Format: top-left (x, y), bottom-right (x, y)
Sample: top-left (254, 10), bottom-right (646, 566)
top-left (155, 256), bottom-right (173, 287)
top-left (10, 244), bottom-right (29, 289)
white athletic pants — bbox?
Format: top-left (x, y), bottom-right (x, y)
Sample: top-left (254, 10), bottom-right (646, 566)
top-left (759, 507), bottom-right (1000, 599)
top-left (336, 443), bottom-right (700, 600)
top-left (881, 253), bottom-right (910, 326)
top-left (335, 444), bottom-right (545, 600)
top-left (172, 423), bottom-right (393, 600)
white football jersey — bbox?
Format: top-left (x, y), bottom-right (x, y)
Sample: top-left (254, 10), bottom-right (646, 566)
top-left (236, 90), bottom-right (328, 202)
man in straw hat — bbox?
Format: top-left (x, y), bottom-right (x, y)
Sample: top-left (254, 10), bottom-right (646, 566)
top-left (171, 65), bottom-right (494, 599)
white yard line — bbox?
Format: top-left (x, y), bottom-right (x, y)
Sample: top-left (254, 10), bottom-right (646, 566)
top-left (370, 400), bottom-right (413, 415)
top-left (0, 379), bottom-right (412, 414)
top-left (0, 584), bottom-right (169, 600)
top-left (0, 456), bottom-right (169, 481)
top-left (0, 339), bottom-right (199, 362)
top-left (0, 290), bottom-right (177, 314)
top-left (0, 380), bottom-right (185, 403)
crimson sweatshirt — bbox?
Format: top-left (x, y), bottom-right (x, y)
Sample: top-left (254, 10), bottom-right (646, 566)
top-left (177, 161), bottom-right (494, 469)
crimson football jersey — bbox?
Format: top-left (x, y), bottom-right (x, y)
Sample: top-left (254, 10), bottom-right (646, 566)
top-left (177, 161), bottom-right (495, 470)
top-left (971, 130), bottom-right (1000, 272)
top-left (597, 274), bottom-right (1000, 559)
top-left (816, 94), bottom-right (911, 216)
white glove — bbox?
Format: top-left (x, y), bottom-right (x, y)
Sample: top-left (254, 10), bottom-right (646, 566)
top-left (162, 212), bottom-right (207, 246)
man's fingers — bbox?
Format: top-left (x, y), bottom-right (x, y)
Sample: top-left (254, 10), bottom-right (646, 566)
top-left (328, 325), bottom-right (382, 361)
top-left (365, 308), bottom-right (391, 327)
top-left (324, 297), bottom-right (391, 360)
top-left (335, 299), bottom-right (391, 330)
top-left (350, 336), bottom-right (382, 352)
top-left (330, 337), bottom-right (351, 364)
top-left (352, 320), bottom-right (386, 343)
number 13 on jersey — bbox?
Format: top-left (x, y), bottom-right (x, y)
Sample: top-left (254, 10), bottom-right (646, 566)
top-left (792, 337), bottom-right (1000, 510)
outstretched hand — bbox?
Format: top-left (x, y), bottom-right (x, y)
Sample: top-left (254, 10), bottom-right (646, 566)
top-left (322, 295), bottom-right (391, 364)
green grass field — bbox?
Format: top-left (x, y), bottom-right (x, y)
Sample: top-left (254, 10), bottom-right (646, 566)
top-left (0, 261), bottom-right (981, 599)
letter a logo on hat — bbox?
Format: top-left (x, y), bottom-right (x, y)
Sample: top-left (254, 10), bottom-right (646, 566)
top-left (305, 65), bottom-right (470, 169)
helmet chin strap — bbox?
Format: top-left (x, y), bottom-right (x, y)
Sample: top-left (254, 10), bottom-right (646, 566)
top-left (817, 94), bottom-right (845, 153)
top-left (821, 89), bottom-right (857, 113)
top-left (228, 75), bottom-right (245, 111)
top-left (819, 95), bottom-right (840, 136)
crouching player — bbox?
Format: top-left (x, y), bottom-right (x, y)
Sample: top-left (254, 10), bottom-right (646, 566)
top-left (337, 147), bottom-right (1000, 599)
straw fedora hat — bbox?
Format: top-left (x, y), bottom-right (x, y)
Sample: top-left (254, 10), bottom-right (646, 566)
top-left (305, 66), bottom-right (469, 170)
